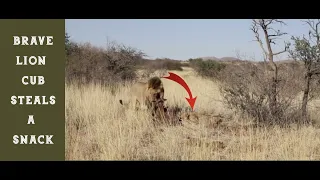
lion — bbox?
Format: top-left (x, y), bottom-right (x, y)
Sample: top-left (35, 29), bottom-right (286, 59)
top-left (178, 109), bottom-right (224, 128)
top-left (179, 110), bottom-right (200, 124)
top-left (119, 77), bottom-right (166, 112)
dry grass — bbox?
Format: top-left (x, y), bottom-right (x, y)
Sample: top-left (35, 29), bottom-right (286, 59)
top-left (65, 67), bottom-right (320, 160)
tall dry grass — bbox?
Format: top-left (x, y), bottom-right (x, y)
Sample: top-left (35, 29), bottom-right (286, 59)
top-left (65, 67), bottom-right (320, 160)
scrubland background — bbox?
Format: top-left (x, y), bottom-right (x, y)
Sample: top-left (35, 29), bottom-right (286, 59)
top-left (65, 24), bottom-right (320, 160)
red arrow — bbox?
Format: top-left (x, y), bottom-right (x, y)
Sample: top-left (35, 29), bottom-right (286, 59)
top-left (162, 72), bottom-right (197, 111)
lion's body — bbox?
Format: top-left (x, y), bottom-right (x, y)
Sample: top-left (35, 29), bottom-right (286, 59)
top-left (120, 77), bottom-right (166, 111)
top-left (179, 111), bottom-right (200, 124)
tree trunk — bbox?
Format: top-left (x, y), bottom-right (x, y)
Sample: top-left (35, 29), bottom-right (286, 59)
top-left (268, 61), bottom-right (278, 119)
top-left (262, 26), bottom-right (279, 119)
top-left (301, 73), bottom-right (311, 123)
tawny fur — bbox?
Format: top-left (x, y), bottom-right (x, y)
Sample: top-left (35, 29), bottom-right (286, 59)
top-left (119, 77), bottom-right (166, 111)
top-left (178, 110), bottom-right (224, 128)
top-left (179, 111), bottom-right (200, 124)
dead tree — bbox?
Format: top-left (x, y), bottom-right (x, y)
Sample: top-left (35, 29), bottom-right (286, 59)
top-left (289, 19), bottom-right (320, 123)
top-left (250, 19), bottom-right (290, 119)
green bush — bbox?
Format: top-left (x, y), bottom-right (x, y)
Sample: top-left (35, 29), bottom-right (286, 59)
top-left (137, 58), bottom-right (183, 71)
top-left (65, 33), bottom-right (145, 85)
top-left (188, 58), bottom-right (226, 78)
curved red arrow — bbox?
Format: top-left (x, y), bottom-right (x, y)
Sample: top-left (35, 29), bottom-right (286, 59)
top-left (162, 72), bottom-right (197, 111)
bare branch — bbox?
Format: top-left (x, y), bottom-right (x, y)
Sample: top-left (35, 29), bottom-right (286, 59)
top-left (251, 19), bottom-right (288, 60)
top-left (251, 20), bottom-right (268, 60)
top-left (273, 42), bottom-right (291, 56)
top-left (274, 19), bottom-right (287, 26)
top-left (304, 19), bottom-right (320, 34)
top-left (264, 19), bottom-right (274, 27)
top-left (273, 50), bottom-right (286, 56)
top-left (303, 19), bottom-right (320, 47)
